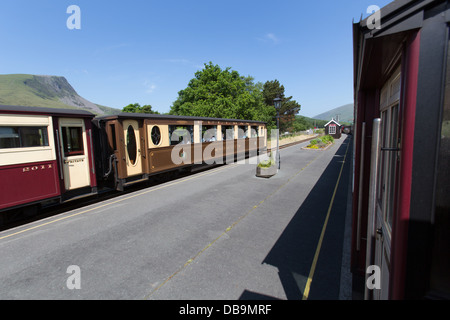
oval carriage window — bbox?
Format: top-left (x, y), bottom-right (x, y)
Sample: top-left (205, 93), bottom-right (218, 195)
top-left (151, 126), bottom-right (161, 146)
top-left (126, 125), bottom-right (137, 165)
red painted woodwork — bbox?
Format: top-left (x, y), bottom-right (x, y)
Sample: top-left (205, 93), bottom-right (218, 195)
top-left (0, 160), bottom-right (60, 210)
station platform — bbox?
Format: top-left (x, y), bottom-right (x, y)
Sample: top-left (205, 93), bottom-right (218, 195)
top-left (0, 135), bottom-right (353, 300)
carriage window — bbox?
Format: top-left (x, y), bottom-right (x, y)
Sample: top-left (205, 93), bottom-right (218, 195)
top-left (151, 126), bottom-right (162, 146)
top-left (62, 126), bottom-right (84, 157)
top-left (222, 125), bottom-right (234, 140)
top-left (169, 125), bottom-right (193, 145)
top-left (0, 126), bottom-right (49, 149)
top-left (202, 125), bottom-right (217, 142)
top-left (238, 126), bottom-right (247, 139)
top-left (251, 126), bottom-right (259, 138)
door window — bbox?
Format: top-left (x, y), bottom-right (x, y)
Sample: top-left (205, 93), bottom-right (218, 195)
top-left (377, 104), bottom-right (399, 234)
top-left (126, 125), bottom-right (137, 165)
top-left (385, 105), bottom-right (399, 229)
top-left (62, 127), bottom-right (84, 157)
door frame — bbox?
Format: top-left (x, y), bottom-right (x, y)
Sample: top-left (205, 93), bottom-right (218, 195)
top-left (58, 118), bottom-right (91, 191)
top-left (366, 67), bottom-right (402, 300)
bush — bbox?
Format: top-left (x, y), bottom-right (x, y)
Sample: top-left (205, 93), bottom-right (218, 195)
top-left (258, 152), bottom-right (275, 168)
top-left (320, 135), bottom-right (334, 144)
top-left (257, 158), bottom-right (275, 168)
top-left (306, 135), bottom-right (334, 149)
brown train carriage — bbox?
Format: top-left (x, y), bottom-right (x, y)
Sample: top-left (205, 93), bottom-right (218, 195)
top-left (93, 113), bottom-right (267, 191)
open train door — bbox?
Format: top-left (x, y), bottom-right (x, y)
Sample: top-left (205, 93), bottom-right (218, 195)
top-left (366, 70), bottom-right (401, 300)
top-left (123, 119), bottom-right (143, 177)
top-left (58, 118), bottom-right (91, 191)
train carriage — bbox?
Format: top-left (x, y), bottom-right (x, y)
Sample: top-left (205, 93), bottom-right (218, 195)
top-left (0, 105), bottom-right (98, 212)
top-left (352, 0), bottom-right (450, 299)
top-left (93, 113), bottom-right (267, 191)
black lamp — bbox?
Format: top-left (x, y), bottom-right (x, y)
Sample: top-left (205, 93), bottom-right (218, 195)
top-left (273, 96), bottom-right (282, 169)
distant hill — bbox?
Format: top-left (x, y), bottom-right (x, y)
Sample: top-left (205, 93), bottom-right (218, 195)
top-left (0, 74), bottom-right (120, 115)
top-left (313, 103), bottom-right (354, 124)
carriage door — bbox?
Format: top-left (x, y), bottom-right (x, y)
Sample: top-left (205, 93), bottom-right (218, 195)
top-left (123, 120), bottom-right (143, 176)
top-left (59, 118), bottom-right (91, 191)
top-left (374, 70), bottom-right (401, 299)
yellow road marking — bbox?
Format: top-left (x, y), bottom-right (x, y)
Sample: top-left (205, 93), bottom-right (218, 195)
top-left (302, 140), bottom-right (350, 300)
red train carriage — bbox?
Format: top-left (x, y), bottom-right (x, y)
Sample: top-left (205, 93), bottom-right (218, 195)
top-left (352, 0), bottom-right (450, 299)
top-left (0, 105), bottom-right (98, 213)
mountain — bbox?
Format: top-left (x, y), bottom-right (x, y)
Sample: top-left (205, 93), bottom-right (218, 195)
top-left (0, 74), bottom-right (120, 115)
top-left (313, 103), bottom-right (354, 124)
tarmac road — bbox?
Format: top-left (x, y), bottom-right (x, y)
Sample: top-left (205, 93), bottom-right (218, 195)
top-left (0, 135), bottom-right (353, 300)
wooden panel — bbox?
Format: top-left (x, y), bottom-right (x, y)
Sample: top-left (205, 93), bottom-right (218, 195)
top-left (0, 160), bottom-right (60, 210)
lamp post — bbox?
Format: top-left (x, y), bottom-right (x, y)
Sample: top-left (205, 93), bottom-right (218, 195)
top-left (273, 96), bottom-right (282, 170)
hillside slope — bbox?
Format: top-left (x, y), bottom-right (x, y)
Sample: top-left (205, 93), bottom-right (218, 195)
top-left (0, 74), bottom-right (119, 115)
top-left (313, 103), bottom-right (354, 123)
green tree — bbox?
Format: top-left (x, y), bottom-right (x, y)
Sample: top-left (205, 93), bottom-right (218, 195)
top-left (141, 104), bottom-right (159, 114)
top-left (170, 62), bottom-right (275, 127)
top-left (122, 103), bottom-right (141, 113)
top-left (122, 103), bottom-right (159, 114)
top-left (262, 80), bottom-right (301, 132)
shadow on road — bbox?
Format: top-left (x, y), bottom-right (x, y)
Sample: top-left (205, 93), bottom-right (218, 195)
top-left (240, 136), bottom-right (352, 300)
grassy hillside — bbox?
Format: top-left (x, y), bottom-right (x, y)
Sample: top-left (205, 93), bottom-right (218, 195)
top-left (313, 103), bottom-right (354, 124)
top-left (0, 74), bottom-right (76, 109)
top-left (0, 74), bottom-right (119, 115)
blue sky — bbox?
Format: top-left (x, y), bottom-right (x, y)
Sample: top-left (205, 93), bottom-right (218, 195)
top-left (0, 0), bottom-right (392, 117)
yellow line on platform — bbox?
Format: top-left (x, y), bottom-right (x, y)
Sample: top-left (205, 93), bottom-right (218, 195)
top-left (302, 140), bottom-right (350, 300)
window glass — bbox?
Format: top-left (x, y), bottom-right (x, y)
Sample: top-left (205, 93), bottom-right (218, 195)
top-left (329, 125), bottom-right (336, 134)
top-left (386, 105), bottom-right (399, 230)
top-left (251, 126), bottom-right (259, 138)
top-left (110, 124), bottom-right (117, 151)
top-left (62, 127), bottom-right (84, 157)
top-left (169, 125), bottom-right (193, 145)
top-left (202, 125), bottom-right (217, 142)
top-left (151, 126), bottom-right (161, 146)
top-left (0, 126), bottom-right (49, 149)
top-left (222, 126), bottom-right (234, 140)
top-left (0, 127), bottom-right (20, 148)
top-left (238, 126), bottom-right (247, 139)
top-left (126, 125), bottom-right (137, 164)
